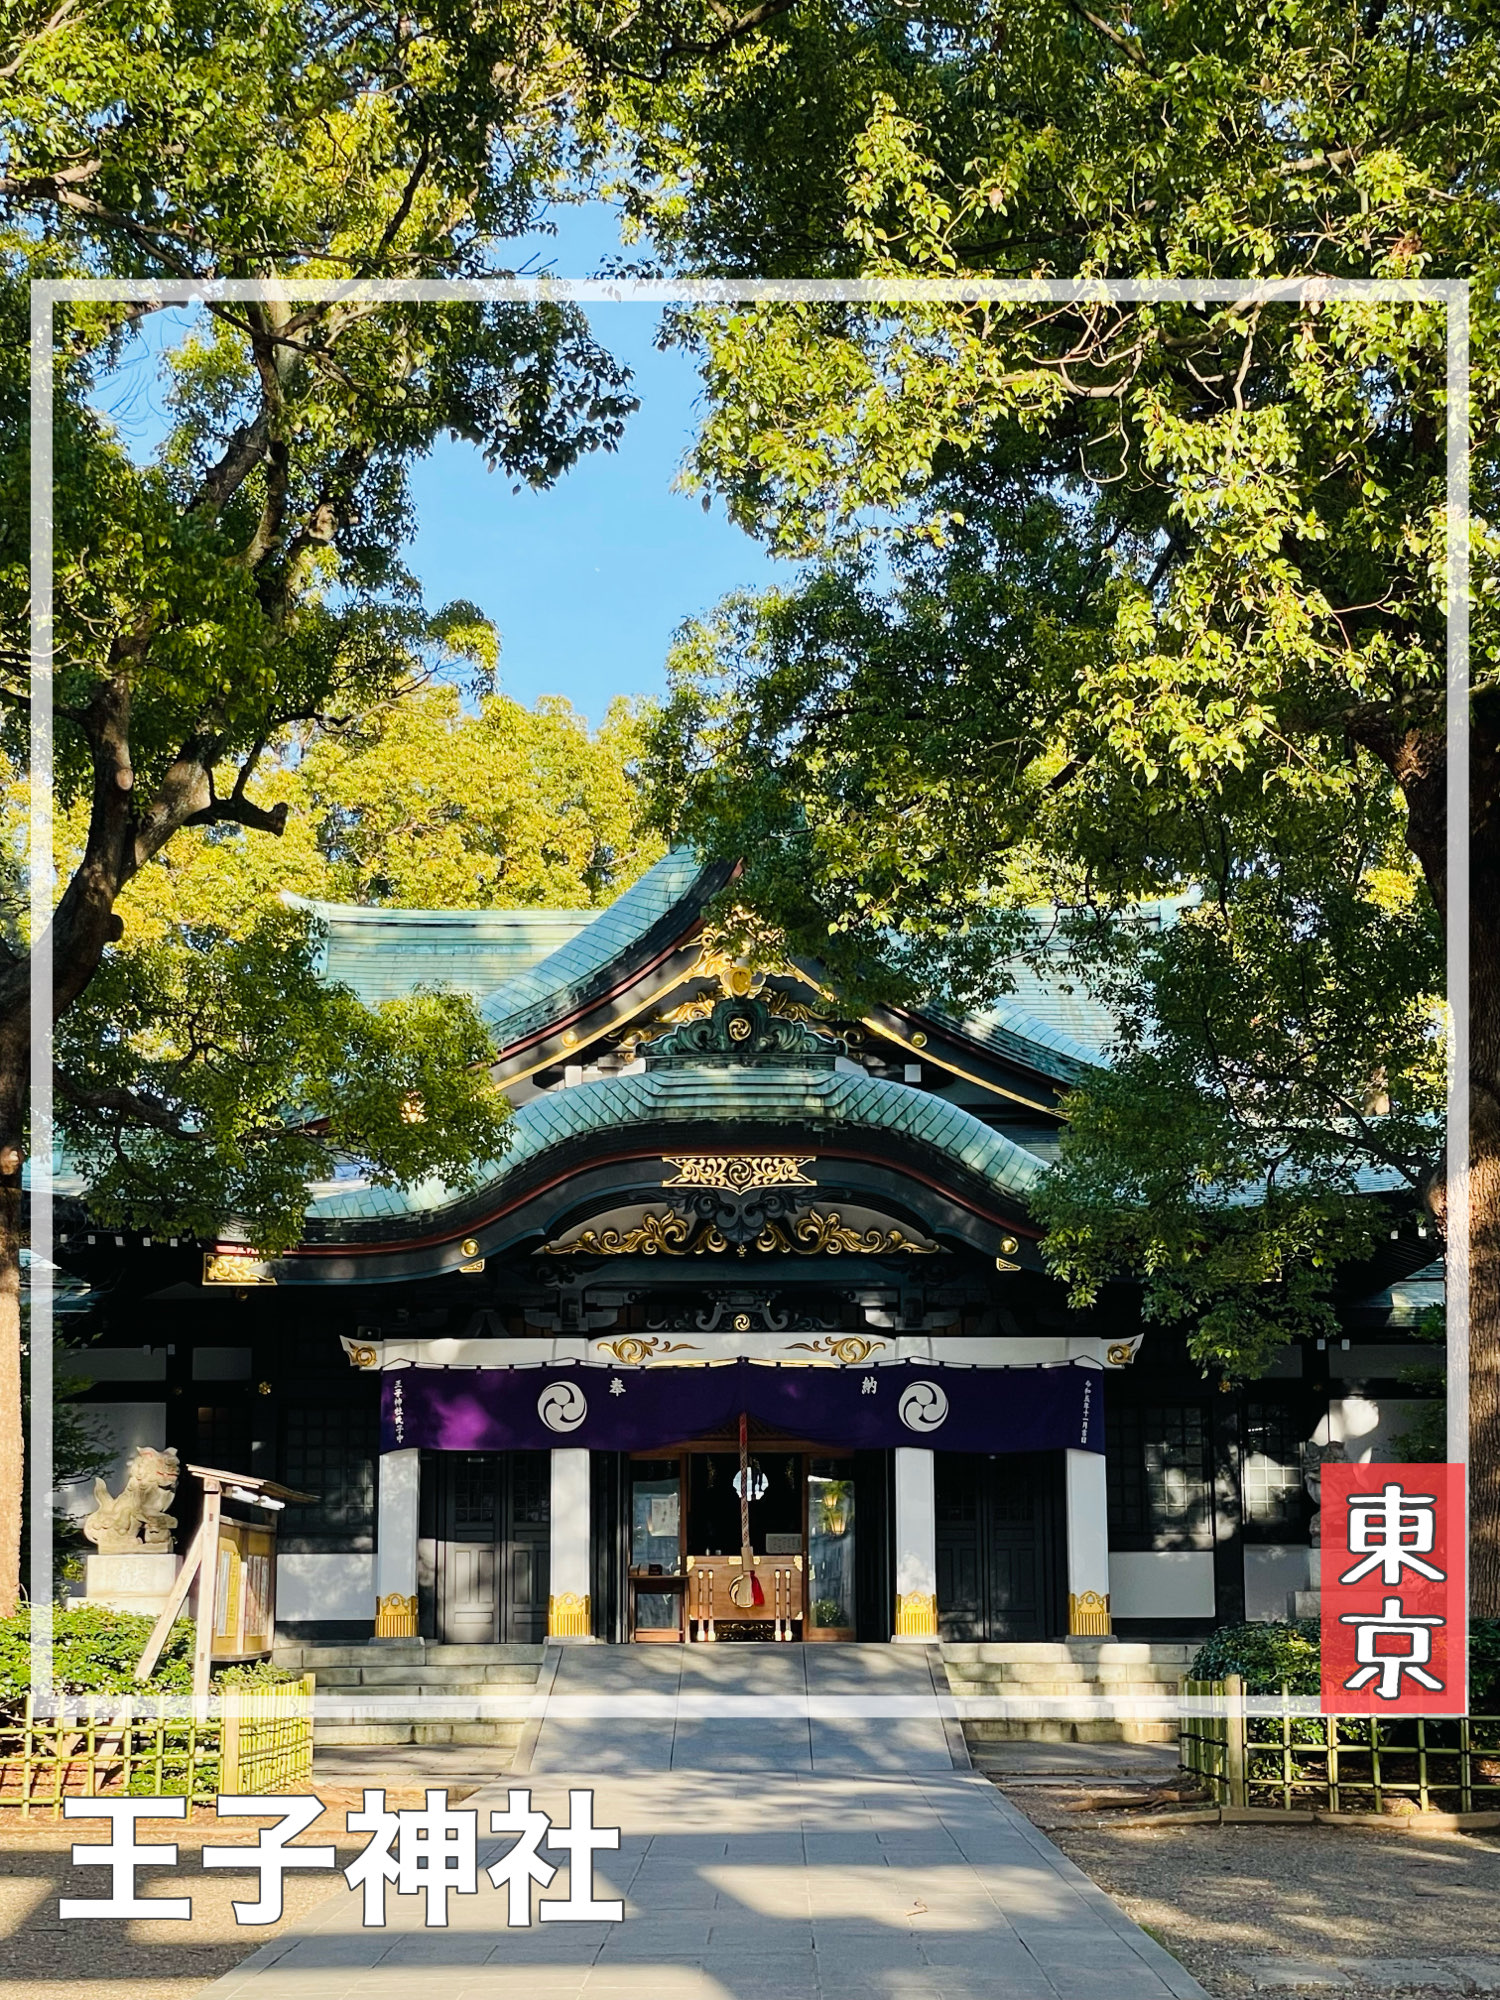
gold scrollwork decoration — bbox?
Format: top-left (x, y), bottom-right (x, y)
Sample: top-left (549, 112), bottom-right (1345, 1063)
top-left (786, 1335), bottom-right (889, 1364)
top-left (759, 1210), bottom-right (939, 1258)
top-left (346, 1343), bottom-right (379, 1369)
top-left (203, 1252), bottom-right (276, 1287)
top-left (544, 1210), bottom-right (694, 1257)
top-left (662, 1155), bottom-right (816, 1194)
top-left (546, 1206), bottom-right (939, 1259)
top-left (1106, 1341), bottom-right (1139, 1366)
top-left (596, 1335), bottom-right (701, 1364)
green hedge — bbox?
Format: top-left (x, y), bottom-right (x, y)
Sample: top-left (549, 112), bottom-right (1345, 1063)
top-left (0, 1605), bottom-right (295, 1713)
top-left (1192, 1617), bottom-right (1500, 1708)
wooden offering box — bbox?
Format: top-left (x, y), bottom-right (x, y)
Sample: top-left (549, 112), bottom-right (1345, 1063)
top-left (687, 1553), bottom-right (803, 1640)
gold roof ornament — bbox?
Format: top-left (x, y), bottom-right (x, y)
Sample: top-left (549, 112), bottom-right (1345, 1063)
top-left (662, 1155), bottom-right (816, 1193)
top-left (544, 1206), bottom-right (940, 1259)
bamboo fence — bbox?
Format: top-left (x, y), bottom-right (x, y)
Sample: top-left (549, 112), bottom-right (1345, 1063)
top-left (1181, 1676), bottom-right (1500, 1814)
top-left (0, 1675), bottom-right (315, 1816)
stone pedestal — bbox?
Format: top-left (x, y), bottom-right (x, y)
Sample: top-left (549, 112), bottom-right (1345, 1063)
top-left (1292, 1550), bottom-right (1321, 1620)
top-left (85, 1552), bottom-right (183, 1617)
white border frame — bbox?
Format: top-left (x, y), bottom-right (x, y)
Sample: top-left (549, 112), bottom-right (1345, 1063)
top-left (28, 275), bottom-right (1470, 1717)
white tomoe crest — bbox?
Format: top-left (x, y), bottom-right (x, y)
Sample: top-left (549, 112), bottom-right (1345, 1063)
top-left (898, 1380), bottom-right (949, 1433)
top-left (538, 1380), bottom-right (588, 1433)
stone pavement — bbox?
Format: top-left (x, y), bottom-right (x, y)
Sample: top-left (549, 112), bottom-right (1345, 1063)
top-left (195, 1644), bottom-right (1211, 2000)
top-left (520, 1639), bottom-right (964, 1775)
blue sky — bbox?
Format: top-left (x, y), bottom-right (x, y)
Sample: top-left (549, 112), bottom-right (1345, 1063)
top-left (97, 206), bottom-right (779, 730)
top-left (405, 301), bottom-right (775, 727)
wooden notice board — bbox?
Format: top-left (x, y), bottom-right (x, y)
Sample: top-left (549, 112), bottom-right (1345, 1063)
top-left (210, 1517), bottom-right (278, 1660)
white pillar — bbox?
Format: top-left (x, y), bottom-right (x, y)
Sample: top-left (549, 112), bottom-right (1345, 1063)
top-left (375, 1447), bottom-right (420, 1637)
top-left (893, 1446), bottom-right (938, 1640)
top-left (548, 1449), bottom-right (592, 1640)
top-left (1065, 1447), bottom-right (1112, 1635)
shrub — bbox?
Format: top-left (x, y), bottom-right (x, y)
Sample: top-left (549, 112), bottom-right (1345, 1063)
top-left (0, 1605), bottom-right (294, 1713)
top-left (1189, 1620), bottom-right (1321, 1694)
top-left (1192, 1617), bottom-right (1500, 1708)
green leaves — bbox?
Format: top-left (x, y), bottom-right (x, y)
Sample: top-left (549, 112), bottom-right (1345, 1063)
top-left (633, 0), bottom-right (1495, 1376)
top-left (53, 902), bottom-right (513, 1251)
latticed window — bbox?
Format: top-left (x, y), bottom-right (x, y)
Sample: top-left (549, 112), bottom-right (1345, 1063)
top-left (1242, 1403), bottom-right (1307, 1531)
top-left (1107, 1403), bottom-right (1215, 1550)
top-left (195, 1403), bottom-right (251, 1470)
top-left (282, 1402), bottom-right (378, 1548)
top-left (512, 1454), bottom-right (550, 1526)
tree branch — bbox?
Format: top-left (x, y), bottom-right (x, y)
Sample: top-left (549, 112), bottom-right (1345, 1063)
top-left (0, 0), bottom-right (81, 79)
top-left (181, 791), bottom-right (290, 837)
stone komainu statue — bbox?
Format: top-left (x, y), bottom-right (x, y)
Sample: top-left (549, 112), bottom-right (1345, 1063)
top-left (83, 1446), bottom-right (181, 1554)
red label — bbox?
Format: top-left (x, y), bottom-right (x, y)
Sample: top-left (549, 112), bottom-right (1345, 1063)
top-left (1320, 1462), bottom-right (1467, 1716)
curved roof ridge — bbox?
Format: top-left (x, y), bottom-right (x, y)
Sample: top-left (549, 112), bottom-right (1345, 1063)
top-left (282, 892), bottom-right (600, 928)
top-left (942, 996), bottom-right (1108, 1077)
top-left (477, 847), bottom-right (724, 1048)
top-left (304, 1066), bottom-right (1048, 1230)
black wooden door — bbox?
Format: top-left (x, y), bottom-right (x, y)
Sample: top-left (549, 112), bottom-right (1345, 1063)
top-left (935, 1452), bottom-right (1061, 1641)
top-left (436, 1452), bottom-right (550, 1643)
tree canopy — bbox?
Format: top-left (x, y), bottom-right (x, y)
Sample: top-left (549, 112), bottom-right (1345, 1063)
top-left (33, 687), bottom-right (662, 1249)
top-left (0, 0), bottom-right (791, 1615)
top-left (630, 0), bottom-right (1499, 1593)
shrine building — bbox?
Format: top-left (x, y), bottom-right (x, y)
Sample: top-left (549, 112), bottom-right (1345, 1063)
top-left (56, 850), bottom-right (1443, 1646)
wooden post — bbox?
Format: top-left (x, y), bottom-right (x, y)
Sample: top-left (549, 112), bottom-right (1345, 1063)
top-left (192, 1485), bottom-right (222, 1711)
top-left (1225, 1672), bottom-right (1247, 1809)
top-left (221, 1682), bottom-right (240, 1795)
top-left (134, 1520), bottom-right (208, 1683)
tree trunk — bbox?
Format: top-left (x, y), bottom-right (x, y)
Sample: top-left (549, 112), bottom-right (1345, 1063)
top-left (1472, 1126), bottom-right (1500, 1618)
top-left (1468, 795), bottom-right (1500, 1619)
top-left (0, 1051), bottom-right (25, 1621)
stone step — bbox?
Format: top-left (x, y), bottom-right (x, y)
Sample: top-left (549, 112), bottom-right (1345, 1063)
top-left (313, 1719), bottom-right (527, 1749)
top-left (945, 1660), bottom-right (1188, 1682)
top-left (946, 1681), bottom-right (1183, 1701)
top-left (941, 1641), bottom-right (1196, 1664)
top-left (311, 1663), bottom-right (541, 1689)
top-left (961, 1718), bottom-right (1179, 1744)
top-left (274, 1641), bottom-right (545, 1670)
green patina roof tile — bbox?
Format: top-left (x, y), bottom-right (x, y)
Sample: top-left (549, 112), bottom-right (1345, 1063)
top-left (285, 895), bottom-right (600, 1008)
top-left (478, 848), bottom-right (712, 1048)
top-left (304, 1064), bottom-right (1044, 1230)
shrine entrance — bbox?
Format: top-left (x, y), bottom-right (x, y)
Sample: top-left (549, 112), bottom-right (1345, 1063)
top-left (421, 1450), bottom-right (551, 1645)
top-left (934, 1451), bottom-right (1064, 1641)
top-left (626, 1437), bottom-right (858, 1642)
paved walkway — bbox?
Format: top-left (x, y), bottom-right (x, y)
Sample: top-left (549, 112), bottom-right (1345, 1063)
top-left (200, 1646), bottom-right (1209, 2000)
top-left (521, 1641), bottom-right (963, 1775)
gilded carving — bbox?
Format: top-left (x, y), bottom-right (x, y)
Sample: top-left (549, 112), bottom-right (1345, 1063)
top-left (662, 1155), bottom-right (816, 1194)
top-left (596, 1335), bottom-right (700, 1364)
top-left (760, 1210), bottom-right (939, 1258)
top-left (1106, 1342), bottom-right (1138, 1366)
top-left (544, 1210), bottom-right (694, 1257)
top-left (786, 1335), bottom-right (888, 1364)
top-left (203, 1252), bottom-right (276, 1286)
top-left (546, 1206), bottom-right (938, 1259)
top-left (346, 1343), bottom-right (379, 1369)
top-left (643, 995), bottom-right (838, 1068)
